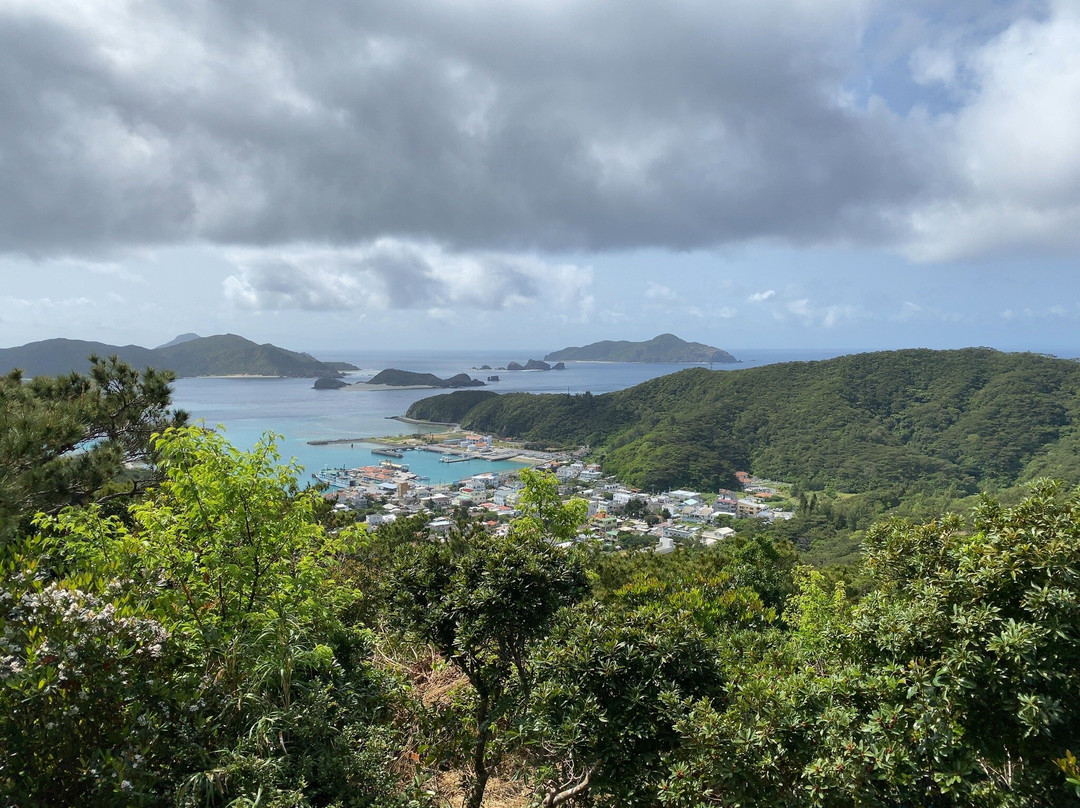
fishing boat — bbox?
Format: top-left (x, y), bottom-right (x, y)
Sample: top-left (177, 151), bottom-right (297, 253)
top-left (313, 467), bottom-right (352, 488)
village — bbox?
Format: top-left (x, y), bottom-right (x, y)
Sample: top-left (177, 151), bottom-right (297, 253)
top-left (318, 431), bottom-right (795, 553)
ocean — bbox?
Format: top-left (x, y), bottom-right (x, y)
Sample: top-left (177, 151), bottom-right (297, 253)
top-left (169, 348), bottom-right (843, 484)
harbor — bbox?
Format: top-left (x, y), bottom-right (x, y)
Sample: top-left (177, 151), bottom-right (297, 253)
top-left (302, 436), bottom-right (544, 487)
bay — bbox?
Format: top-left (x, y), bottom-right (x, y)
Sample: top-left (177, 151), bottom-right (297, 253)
top-left (169, 347), bottom-right (843, 483)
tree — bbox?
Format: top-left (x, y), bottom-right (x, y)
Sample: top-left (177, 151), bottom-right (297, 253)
top-left (4, 427), bottom-right (407, 808)
top-left (622, 497), bottom-right (649, 519)
top-left (661, 481), bottom-right (1080, 807)
top-left (0, 356), bottom-right (185, 550)
top-left (386, 471), bottom-right (589, 808)
top-left (525, 603), bottom-right (726, 808)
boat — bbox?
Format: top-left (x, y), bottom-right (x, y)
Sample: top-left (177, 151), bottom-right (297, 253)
top-left (379, 459), bottom-right (410, 472)
top-left (313, 466), bottom-right (352, 488)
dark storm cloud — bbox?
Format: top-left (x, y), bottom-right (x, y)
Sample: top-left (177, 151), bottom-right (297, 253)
top-left (0, 0), bottom-right (938, 256)
top-left (4, 0), bottom-right (1078, 264)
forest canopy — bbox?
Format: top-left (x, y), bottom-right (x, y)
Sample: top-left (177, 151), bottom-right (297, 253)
top-left (3, 357), bottom-right (1080, 806)
top-left (409, 348), bottom-right (1080, 494)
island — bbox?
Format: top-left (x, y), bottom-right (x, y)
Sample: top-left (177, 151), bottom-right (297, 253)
top-left (506, 359), bottom-right (559, 371)
top-left (544, 333), bottom-right (737, 363)
top-left (342, 368), bottom-right (486, 391)
top-left (0, 333), bottom-right (359, 378)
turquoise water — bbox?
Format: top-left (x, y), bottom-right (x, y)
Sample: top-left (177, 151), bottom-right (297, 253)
top-left (306, 442), bottom-right (529, 486)
top-left (169, 348), bottom-right (843, 483)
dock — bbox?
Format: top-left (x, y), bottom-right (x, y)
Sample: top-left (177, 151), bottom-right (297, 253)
top-left (440, 454), bottom-right (471, 463)
top-left (372, 447), bottom-right (405, 458)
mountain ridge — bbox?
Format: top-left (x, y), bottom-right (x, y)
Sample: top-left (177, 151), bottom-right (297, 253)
top-left (0, 334), bottom-right (358, 378)
top-left (409, 347), bottom-right (1080, 493)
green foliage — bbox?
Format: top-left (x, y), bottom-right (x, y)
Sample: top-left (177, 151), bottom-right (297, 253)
top-left (526, 604), bottom-right (727, 807)
top-left (0, 356), bottom-right (185, 549)
top-left (405, 389), bottom-right (498, 422)
top-left (385, 471), bottom-right (589, 808)
top-left (414, 349), bottom-right (1080, 497)
top-left (0, 572), bottom-right (176, 806)
top-left (3, 427), bottom-right (412, 808)
top-left (621, 496), bottom-right (649, 519)
top-left (659, 481), bottom-right (1080, 807)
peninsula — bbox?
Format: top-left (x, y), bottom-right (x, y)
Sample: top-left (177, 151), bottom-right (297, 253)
top-left (0, 333), bottom-right (358, 378)
top-left (545, 333), bottom-right (737, 363)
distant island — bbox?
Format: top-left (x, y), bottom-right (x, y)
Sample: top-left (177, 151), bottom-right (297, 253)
top-left (0, 333), bottom-right (358, 379)
top-left (545, 333), bottom-right (737, 363)
top-left (504, 359), bottom-right (566, 371)
top-left (342, 368), bottom-right (486, 391)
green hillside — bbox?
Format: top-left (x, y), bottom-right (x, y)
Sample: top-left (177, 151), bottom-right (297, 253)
top-left (0, 339), bottom-right (158, 377)
top-left (409, 348), bottom-right (1080, 493)
top-left (0, 334), bottom-right (357, 378)
top-left (545, 333), bottom-right (737, 363)
top-left (406, 389), bottom-right (499, 421)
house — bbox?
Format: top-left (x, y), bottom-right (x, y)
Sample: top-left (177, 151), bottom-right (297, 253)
top-left (493, 487), bottom-right (518, 507)
top-left (668, 489), bottom-right (699, 502)
top-left (662, 524), bottom-right (698, 541)
top-left (556, 462), bottom-right (585, 481)
top-left (427, 493), bottom-right (452, 511)
top-left (701, 526), bottom-right (736, 545)
top-left (428, 518), bottom-right (453, 535)
top-left (737, 499), bottom-right (768, 518)
top-left (712, 495), bottom-right (738, 516)
top-left (469, 473), bottom-right (496, 489)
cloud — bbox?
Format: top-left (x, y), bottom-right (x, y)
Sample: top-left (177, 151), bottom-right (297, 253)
top-left (749, 289), bottom-right (776, 302)
top-left (644, 282), bottom-right (679, 303)
top-left (0, 0), bottom-right (928, 257)
top-left (0, 0), bottom-right (1078, 265)
top-left (222, 240), bottom-right (593, 318)
top-left (904, 1), bottom-right (1080, 259)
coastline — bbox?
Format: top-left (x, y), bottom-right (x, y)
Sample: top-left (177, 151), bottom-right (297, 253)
top-left (190, 373), bottom-right (285, 379)
top-left (387, 415), bottom-right (459, 427)
top-left (342, 382), bottom-right (440, 391)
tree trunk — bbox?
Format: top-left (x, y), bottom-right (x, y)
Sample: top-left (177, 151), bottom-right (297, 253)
top-left (465, 692), bottom-right (492, 808)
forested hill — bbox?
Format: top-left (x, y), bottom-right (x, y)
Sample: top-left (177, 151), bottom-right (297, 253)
top-left (0, 334), bottom-right (358, 378)
top-left (408, 348), bottom-right (1080, 493)
top-left (544, 333), bottom-right (737, 363)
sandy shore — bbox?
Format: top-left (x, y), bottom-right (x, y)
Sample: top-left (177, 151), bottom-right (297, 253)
top-left (387, 415), bottom-right (458, 426)
top-left (342, 382), bottom-right (440, 391)
top-left (190, 373), bottom-right (285, 379)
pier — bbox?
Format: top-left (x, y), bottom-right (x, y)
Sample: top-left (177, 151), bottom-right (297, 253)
top-left (372, 447), bottom-right (405, 458)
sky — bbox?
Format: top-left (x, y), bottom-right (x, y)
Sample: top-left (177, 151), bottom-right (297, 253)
top-left (1, 0), bottom-right (1079, 355)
